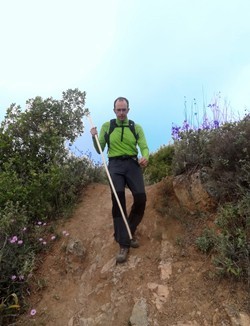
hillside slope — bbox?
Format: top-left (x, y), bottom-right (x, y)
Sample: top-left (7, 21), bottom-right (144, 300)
top-left (18, 182), bottom-right (249, 326)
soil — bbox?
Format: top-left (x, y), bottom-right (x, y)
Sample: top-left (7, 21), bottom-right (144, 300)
top-left (17, 181), bottom-right (249, 326)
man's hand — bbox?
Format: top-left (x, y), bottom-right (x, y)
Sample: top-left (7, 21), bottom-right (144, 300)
top-left (90, 127), bottom-right (98, 137)
top-left (138, 157), bottom-right (148, 167)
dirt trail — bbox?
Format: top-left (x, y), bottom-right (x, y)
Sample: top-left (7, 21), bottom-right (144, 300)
top-left (19, 182), bottom-right (249, 326)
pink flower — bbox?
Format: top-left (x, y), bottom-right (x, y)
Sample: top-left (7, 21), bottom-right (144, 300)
top-left (18, 240), bottom-right (23, 245)
top-left (30, 309), bottom-right (36, 316)
top-left (51, 235), bottom-right (56, 240)
top-left (62, 230), bottom-right (69, 236)
top-left (10, 236), bottom-right (18, 243)
top-left (11, 275), bottom-right (17, 281)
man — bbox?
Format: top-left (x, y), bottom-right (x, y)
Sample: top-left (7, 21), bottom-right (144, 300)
top-left (90, 97), bottom-right (149, 263)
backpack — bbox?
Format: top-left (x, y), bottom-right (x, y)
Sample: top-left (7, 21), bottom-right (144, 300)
top-left (104, 119), bottom-right (139, 148)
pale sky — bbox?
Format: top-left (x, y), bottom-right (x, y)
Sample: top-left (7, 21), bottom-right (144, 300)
top-left (1, 0), bottom-right (250, 161)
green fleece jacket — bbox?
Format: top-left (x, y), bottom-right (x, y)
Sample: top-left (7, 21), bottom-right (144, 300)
top-left (92, 118), bottom-right (149, 160)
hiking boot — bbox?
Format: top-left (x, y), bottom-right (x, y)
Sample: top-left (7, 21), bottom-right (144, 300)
top-left (130, 237), bottom-right (139, 248)
top-left (116, 247), bottom-right (129, 264)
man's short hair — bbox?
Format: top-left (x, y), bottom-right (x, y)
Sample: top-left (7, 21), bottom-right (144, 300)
top-left (114, 97), bottom-right (129, 108)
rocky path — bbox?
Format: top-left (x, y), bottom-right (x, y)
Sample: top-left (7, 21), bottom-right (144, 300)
top-left (19, 182), bottom-right (249, 326)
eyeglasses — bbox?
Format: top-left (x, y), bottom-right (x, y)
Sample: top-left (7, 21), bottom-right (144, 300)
top-left (116, 108), bottom-right (127, 112)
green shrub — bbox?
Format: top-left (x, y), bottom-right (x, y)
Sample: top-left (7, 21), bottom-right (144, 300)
top-left (212, 194), bottom-right (250, 279)
top-left (196, 194), bottom-right (250, 281)
top-left (0, 89), bottom-right (106, 324)
top-left (196, 228), bottom-right (217, 253)
top-left (144, 144), bottom-right (174, 184)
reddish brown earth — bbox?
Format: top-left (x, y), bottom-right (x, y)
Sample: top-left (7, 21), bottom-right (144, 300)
top-left (17, 182), bottom-right (249, 326)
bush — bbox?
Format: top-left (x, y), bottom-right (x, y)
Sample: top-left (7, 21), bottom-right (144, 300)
top-left (172, 114), bottom-right (250, 202)
top-left (144, 145), bottom-right (174, 184)
top-left (212, 194), bottom-right (250, 279)
top-left (196, 194), bottom-right (250, 281)
top-left (196, 228), bottom-right (217, 253)
top-left (0, 89), bottom-right (106, 324)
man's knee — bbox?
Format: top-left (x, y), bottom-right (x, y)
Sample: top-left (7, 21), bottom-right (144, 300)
top-left (112, 191), bottom-right (126, 217)
top-left (133, 193), bottom-right (146, 213)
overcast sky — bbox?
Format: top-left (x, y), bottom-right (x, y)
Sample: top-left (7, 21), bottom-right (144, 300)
top-left (1, 0), bottom-right (250, 161)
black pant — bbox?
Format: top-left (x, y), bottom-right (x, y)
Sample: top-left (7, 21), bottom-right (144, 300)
top-left (108, 158), bottom-right (147, 247)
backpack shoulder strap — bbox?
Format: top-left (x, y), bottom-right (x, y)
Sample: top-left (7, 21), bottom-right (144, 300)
top-left (104, 119), bottom-right (117, 148)
top-left (128, 119), bottom-right (139, 141)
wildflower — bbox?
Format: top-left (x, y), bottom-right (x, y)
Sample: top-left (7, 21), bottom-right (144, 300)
top-left (11, 275), bottom-right (17, 281)
top-left (43, 222), bottom-right (47, 226)
top-left (30, 309), bottom-right (37, 316)
top-left (42, 241), bottom-right (47, 245)
top-left (23, 227), bottom-right (27, 232)
top-left (182, 120), bottom-right (189, 130)
top-left (19, 275), bottom-right (25, 281)
top-left (214, 120), bottom-right (219, 128)
top-left (51, 235), bottom-right (56, 240)
top-left (18, 240), bottom-right (23, 245)
top-left (62, 230), bottom-right (67, 235)
top-left (37, 221), bottom-right (42, 225)
top-left (39, 238), bottom-right (43, 242)
top-left (10, 236), bottom-right (18, 243)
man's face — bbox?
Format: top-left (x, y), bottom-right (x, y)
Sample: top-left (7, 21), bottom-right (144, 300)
top-left (114, 100), bottom-right (129, 121)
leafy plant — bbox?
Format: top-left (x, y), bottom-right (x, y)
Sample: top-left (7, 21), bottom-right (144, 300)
top-left (144, 144), bottom-right (174, 184)
top-left (0, 89), bottom-right (106, 324)
top-left (196, 228), bottom-right (217, 253)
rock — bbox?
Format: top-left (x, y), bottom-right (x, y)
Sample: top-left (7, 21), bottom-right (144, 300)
top-left (101, 258), bottom-right (116, 274)
top-left (147, 283), bottom-right (170, 310)
top-left (239, 312), bottom-right (250, 326)
top-left (158, 261), bottom-right (172, 280)
top-left (173, 168), bottom-right (218, 213)
top-left (224, 304), bottom-right (250, 326)
top-left (129, 298), bottom-right (148, 326)
top-left (79, 317), bottom-right (95, 326)
top-left (65, 238), bottom-right (86, 272)
top-left (66, 238), bottom-right (86, 259)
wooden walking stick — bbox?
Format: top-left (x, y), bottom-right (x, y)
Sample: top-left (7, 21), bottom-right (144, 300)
top-left (87, 112), bottom-right (132, 240)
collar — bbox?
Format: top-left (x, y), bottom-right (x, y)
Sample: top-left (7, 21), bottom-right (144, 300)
top-left (115, 118), bottom-right (129, 126)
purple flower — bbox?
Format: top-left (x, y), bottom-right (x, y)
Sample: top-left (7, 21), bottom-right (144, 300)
top-left (214, 120), bottom-right (219, 128)
top-left (11, 275), bottom-right (17, 281)
top-left (30, 309), bottom-right (37, 316)
top-left (182, 121), bottom-right (189, 130)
